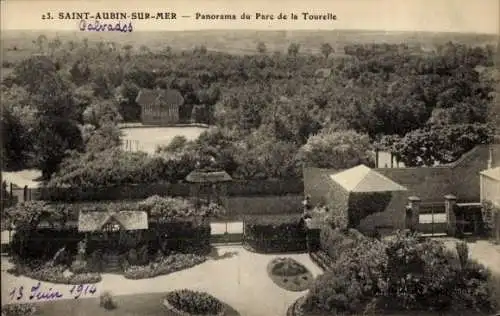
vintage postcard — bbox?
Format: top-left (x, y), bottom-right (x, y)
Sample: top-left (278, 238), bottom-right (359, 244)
top-left (1, 0), bottom-right (499, 315)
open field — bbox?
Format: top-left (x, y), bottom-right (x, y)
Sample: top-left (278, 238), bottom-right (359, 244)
top-left (1, 29), bottom-right (497, 64)
top-left (120, 126), bottom-right (207, 154)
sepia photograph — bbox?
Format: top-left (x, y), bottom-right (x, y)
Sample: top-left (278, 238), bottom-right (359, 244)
top-left (0, 0), bottom-right (499, 315)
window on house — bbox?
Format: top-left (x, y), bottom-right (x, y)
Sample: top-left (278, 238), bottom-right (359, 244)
top-left (103, 221), bottom-right (120, 232)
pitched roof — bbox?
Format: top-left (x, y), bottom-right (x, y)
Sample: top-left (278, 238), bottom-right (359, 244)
top-left (481, 167), bottom-right (500, 181)
top-left (78, 211), bottom-right (148, 232)
top-left (135, 88), bottom-right (184, 108)
top-left (330, 164), bottom-right (407, 193)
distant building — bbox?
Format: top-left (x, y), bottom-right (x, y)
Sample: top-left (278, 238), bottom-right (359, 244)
top-left (135, 88), bottom-right (184, 125)
top-left (480, 167), bottom-right (500, 207)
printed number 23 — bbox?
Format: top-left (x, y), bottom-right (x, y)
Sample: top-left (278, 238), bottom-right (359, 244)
top-left (9, 286), bottom-right (23, 300)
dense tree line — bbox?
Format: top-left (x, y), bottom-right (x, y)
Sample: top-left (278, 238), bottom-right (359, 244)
top-left (1, 36), bottom-right (496, 184)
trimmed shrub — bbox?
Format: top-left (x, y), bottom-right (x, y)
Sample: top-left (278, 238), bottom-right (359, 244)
top-left (153, 221), bottom-right (211, 254)
top-left (164, 289), bottom-right (225, 316)
top-left (243, 214), bottom-right (307, 253)
top-left (99, 291), bottom-right (117, 310)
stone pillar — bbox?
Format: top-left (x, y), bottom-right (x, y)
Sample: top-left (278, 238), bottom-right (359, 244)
top-left (407, 196), bottom-right (421, 231)
top-left (445, 194), bottom-right (457, 237)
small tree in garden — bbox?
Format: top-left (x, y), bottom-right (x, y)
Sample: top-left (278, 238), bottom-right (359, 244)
top-left (6, 201), bottom-right (63, 258)
top-left (99, 291), bottom-right (117, 310)
top-left (298, 129), bottom-right (375, 169)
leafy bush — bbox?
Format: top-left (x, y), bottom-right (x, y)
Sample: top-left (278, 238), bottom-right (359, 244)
top-left (99, 291), bottom-right (117, 310)
top-left (1, 303), bottom-right (36, 316)
top-left (243, 214), bottom-right (307, 253)
top-left (165, 289), bottom-right (224, 316)
top-left (319, 226), bottom-right (367, 262)
top-left (304, 230), bottom-right (498, 315)
top-left (304, 237), bottom-right (387, 314)
top-left (47, 148), bottom-right (206, 187)
top-left (391, 123), bottom-right (494, 167)
top-left (382, 232), bottom-right (458, 311)
top-left (139, 195), bottom-right (222, 219)
top-left (123, 253), bottom-right (206, 279)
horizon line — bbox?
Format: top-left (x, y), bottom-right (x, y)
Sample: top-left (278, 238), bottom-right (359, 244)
top-left (2, 28), bottom-right (499, 36)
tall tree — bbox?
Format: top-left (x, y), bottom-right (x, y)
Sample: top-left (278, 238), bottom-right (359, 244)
top-left (257, 42), bottom-right (267, 54)
top-left (298, 129), bottom-right (375, 169)
top-left (287, 43), bottom-right (300, 57)
top-left (320, 43), bottom-right (334, 59)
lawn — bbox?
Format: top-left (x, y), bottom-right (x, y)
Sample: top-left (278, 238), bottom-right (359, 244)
top-left (32, 292), bottom-right (240, 316)
top-left (2, 246), bottom-right (323, 316)
top-left (120, 126), bottom-right (207, 154)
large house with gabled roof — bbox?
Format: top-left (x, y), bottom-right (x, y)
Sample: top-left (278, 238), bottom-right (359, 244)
top-left (135, 88), bottom-right (184, 125)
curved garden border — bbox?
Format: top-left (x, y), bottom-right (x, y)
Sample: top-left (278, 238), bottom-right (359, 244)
top-left (286, 296), bottom-right (306, 316)
top-left (162, 291), bottom-right (226, 316)
top-left (267, 257), bottom-right (313, 292)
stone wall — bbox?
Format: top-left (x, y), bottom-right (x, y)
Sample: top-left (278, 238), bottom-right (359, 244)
top-left (375, 167), bottom-right (452, 203)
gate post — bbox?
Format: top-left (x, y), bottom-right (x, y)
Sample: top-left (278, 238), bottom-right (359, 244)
top-left (445, 195), bottom-right (457, 237)
top-left (408, 196), bottom-right (422, 231)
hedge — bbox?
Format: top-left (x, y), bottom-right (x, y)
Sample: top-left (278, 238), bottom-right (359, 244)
top-left (243, 214), bottom-right (307, 253)
top-left (37, 179), bottom-right (304, 202)
top-left (152, 221), bottom-right (211, 254)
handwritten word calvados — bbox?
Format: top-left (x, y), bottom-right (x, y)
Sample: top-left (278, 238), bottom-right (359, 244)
top-left (79, 20), bottom-right (133, 33)
top-left (9, 282), bottom-right (97, 302)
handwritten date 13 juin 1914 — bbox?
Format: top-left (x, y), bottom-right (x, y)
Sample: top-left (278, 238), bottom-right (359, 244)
top-left (9, 282), bottom-right (97, 302)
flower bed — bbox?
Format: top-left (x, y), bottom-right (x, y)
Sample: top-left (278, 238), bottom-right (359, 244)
top-left (9, 263), bottom-right (101, 284)
top-left (267, 257), bottom-right (313, 292)
top-left (163, 289), bottom-right (225, 316)
top-left (123, 253), bottom-right (206, 279)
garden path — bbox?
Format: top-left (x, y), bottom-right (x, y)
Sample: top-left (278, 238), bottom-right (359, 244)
top-left (1, 246), bottom-right (323, 316)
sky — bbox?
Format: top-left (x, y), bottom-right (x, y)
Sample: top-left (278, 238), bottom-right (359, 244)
top-left (1, 0), bottom-right (499, 34)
